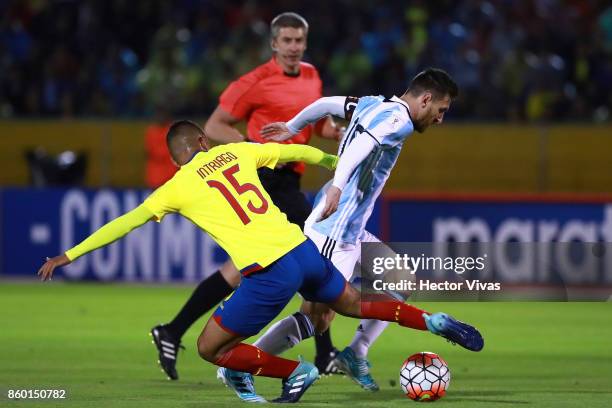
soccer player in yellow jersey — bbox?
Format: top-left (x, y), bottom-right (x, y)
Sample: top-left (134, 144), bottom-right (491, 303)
top-left (38, 120), bottom-right (483, 403)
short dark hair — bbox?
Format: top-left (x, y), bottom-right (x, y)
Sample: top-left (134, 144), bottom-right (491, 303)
top-left (407, 68), bottom-right (459, 100)
top-left (166, 120), bottom-right (204, 161)
top-left (270, 12), bottom-right (309, 38)
top-left (166, 120), bottom-right (203, 145)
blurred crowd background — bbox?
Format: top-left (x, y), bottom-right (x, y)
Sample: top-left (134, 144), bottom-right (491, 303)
top-left (1, 0), bottom-right (611, 122)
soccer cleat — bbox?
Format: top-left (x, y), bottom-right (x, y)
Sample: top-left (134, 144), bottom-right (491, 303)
top-left (333, 347), bottom-right (379, 392)
top-left (150, 324), bottom-right (184, 380)
top-left (314, 347), bottom-right (343, 376)
top-left (217, 367), bottom-right (267, 403)
top-left (272, 357), bottom-right (319, 403)
top-left (424, 312), bottom-right (484, 352)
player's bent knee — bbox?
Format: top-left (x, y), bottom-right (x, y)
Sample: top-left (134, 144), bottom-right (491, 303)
top-left (197, 335), bottom-right (217, 363)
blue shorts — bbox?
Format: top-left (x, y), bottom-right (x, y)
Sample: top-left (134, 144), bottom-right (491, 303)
top-left (213, 238), bottom-right (347, 337)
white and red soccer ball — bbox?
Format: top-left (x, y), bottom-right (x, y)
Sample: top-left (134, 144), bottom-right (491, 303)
top-left (399, 352), bottom-right (450, 402)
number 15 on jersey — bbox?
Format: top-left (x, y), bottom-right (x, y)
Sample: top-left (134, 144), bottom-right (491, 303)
top-left (206, 164), bottom-right (269, 225)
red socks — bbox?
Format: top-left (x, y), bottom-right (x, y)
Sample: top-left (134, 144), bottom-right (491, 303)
top-left (215, 343), bottom-right (299, 378)
top-left (361, 301), bottom-right (429, 331)
top-left (214, 302), bottom-right (429, 378)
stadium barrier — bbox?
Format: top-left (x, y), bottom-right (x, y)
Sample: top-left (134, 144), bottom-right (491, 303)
top-left (380, 192), bottom-right (612, 296)
top-left (1, 188), bottom-right (610, 291)
top-left (0, 188), bottom-right (227, 282)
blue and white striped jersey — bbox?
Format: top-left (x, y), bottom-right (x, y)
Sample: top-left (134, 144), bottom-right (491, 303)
top-left (311, 95), bottom-right (414, 244)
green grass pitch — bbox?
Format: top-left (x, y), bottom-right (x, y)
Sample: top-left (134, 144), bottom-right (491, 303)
top-left (1, 282), bottom-right (611, 407)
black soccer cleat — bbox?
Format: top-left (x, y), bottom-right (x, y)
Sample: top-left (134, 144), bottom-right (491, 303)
top-left (150, 324), bottom-right (184, 380)
top-left (424, 313), bottom-right (484, 352)
top-left (272, 359), bottom-right (319, 403)
top-left (314, 347), bottom-right (343, 376)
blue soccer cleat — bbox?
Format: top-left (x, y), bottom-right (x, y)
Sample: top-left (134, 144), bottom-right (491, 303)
top-left (217, 367), bottom-right (267, 403)
top-left (424, 312), bottom-right (484, 352)
top-left (272, 357), bottom-right (319, 403)
top-left (333, 347), bottom-right (379, 392)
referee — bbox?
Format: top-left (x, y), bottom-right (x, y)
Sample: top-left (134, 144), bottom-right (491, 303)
top-left (150, 12), bottom-right (342, 380)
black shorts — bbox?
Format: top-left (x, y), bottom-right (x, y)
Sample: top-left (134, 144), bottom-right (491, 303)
top-left (257, 166), bottom-right (312, 229)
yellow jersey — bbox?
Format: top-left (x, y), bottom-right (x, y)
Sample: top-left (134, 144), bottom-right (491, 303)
top-left (143, 142), bottom-right (306, 273)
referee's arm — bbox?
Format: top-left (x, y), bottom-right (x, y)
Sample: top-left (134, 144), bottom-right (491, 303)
top-left (204, 106), bottom-right (246, 145)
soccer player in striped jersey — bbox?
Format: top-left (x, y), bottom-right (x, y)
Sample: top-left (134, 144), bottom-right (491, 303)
top-left (38, 119), bottom-right (483, 403)
top-left (246, 68), bottom-right (473, 393)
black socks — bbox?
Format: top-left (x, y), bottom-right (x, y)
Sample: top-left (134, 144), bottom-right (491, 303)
top-left (315, 328), bottom-right (335, 357)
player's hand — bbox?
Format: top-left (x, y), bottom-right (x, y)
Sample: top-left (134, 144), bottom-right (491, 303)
top-left (260, 122), bottom-right (294, 141)
top-left (333, 126), bottom-right (346, 141)
top-left (324, 124), bottom-right (345, 141)
top-left (38, 254), bottom-right (71, 281)
top-left (318, 186), bottom-right (342, 221)
top-left (320, 118), bottom-right (345, 141)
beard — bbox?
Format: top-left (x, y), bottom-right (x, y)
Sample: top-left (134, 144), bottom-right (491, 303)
top-left (412, 119), bottom-right (426, 133)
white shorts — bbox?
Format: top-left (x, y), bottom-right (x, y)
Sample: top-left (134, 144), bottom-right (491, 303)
top-left (304, 225), bottom-right (380, 281)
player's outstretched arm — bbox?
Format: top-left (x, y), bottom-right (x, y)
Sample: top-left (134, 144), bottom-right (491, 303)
top-left (276, 144), bottom-right (338, 170)
top-left (260, 96), bottom-right (347, 141)
top-left (37, 205), bottom-right (154, 281)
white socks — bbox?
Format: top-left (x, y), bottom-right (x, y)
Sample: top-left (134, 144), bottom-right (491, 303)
top-left (253, 314), bottom-right (390, 359)
top-left (253, 312), bottom-right (315, 355)
top-left (349, 319), bottom-right (390, 358)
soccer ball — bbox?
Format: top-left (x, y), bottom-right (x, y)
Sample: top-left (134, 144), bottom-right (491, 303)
top-left (399, 352), bottom-right (450, 402)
